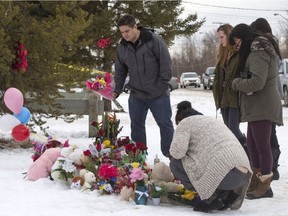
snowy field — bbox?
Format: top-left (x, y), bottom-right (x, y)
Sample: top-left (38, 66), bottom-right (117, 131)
top-left (0, 87), bottom-right (287, 216)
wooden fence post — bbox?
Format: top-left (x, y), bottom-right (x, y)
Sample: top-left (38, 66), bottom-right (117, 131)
top-left (88, 92), bottom-right (99, 137)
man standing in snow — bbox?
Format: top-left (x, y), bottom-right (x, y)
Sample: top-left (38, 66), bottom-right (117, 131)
top-left (112, 14), bottom-right (174, 157)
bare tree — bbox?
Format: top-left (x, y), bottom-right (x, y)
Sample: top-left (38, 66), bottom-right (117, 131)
top-left (278, 16), bottom-right (288, 58)
top-left (172, 30), bottom-right (218, 78)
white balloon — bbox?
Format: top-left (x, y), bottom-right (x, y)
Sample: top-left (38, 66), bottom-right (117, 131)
top-left (0, 114), bottom-right (21, 132)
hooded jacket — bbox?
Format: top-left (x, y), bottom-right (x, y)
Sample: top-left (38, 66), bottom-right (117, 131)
top-left (213, 50), bottom-right (239, 110)
top-left (114, 27), bottom-right (172, 100)
top-left (232, 36), bottom-right (283, 126)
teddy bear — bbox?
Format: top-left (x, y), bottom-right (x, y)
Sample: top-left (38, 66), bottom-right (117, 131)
top-left (79, 168), bottom-right (90, 179)
top-left (82, 171), bottom-right (96, 191)
top-left (67, 148), bottom-right (83, 166)
top-left (27, 148), bottom-right (61, 181)
top-left (60, 145), bottom-right (84, 166)
top-left (120, 186), bottom-right (134, 201)
top-left (151, 162), bottom-right (183, 193)
top-left (151, 162), bottom-right (199, 205)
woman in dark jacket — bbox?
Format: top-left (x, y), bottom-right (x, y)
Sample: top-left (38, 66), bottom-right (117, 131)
top-left (250, 18), bottom-right (282, 181)
top-left (212, 24), bottom-right (247, 154)
top-left (229, 24), bottom-right (283, 199)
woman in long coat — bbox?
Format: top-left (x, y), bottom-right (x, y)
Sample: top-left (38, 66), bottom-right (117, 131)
top-left (229, 23), bottom-right (283, 199)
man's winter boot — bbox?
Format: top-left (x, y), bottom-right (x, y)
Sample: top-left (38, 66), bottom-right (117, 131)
top-left (246, 172), bottom-right (273, 199)
top-left (247, 167), bottom-right (261, 193)
top-left (271, 148), bottom-right (281, 181)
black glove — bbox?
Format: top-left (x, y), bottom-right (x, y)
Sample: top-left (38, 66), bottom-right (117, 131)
top-left (239, 71), bottom-right (252, 79)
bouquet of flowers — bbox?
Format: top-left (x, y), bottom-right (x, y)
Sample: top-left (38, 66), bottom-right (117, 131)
top-left (85, 72), bottom-right (114, 100)
top-left (130, 167), bottom-right (146, 186)
top-left (96, 163), bottom-right (119, 194)
top-left (51, 157), bottom-right (77, 181)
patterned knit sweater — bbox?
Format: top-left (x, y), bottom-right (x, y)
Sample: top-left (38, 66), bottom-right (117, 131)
top-left (169, 115), bottom-right (251, 204)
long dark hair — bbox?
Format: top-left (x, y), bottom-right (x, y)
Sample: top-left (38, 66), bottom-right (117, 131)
top-left (229, 23), bottom-right (281, 76)
top-left (229, 24), bottom-right (255, 75)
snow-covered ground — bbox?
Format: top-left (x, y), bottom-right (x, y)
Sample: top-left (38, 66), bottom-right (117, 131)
top-left (1, 87), bottom-right (287, 216)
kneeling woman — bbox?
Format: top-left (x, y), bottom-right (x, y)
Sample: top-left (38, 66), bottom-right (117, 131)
top-left (169, 101), bottom-right (252, 212)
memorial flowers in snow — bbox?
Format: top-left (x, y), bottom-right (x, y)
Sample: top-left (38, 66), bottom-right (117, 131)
top-left (27, 112), bottom-right (153, 203)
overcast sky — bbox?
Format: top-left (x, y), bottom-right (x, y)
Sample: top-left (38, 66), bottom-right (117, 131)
top-left (181, 0), bottom-right (288, 36)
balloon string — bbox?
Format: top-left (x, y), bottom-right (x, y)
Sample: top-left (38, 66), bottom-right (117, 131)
top-left (30, 133), bottom-right (59, 155)
top-left (30, 132), bottom-right (57, 142)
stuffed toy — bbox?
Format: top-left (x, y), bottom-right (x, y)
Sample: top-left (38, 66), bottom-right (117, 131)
top-left (68, 148), bottom-right (83, 166)
top-left (71, 176), bottom-right (85, 190)
top-left (27, 148), bottom-right (61, 181)
top-left (151, 162), bottom-right (182, 193)
top-left (82, 171), bottom-right (96, 191)
top-left (150, 162), bottom-right (186, 204)
top-left (120, 186), bottom-right (134, 201)
top-left (60, 146), bottom-right (75, 158)
top-left (79, 169), bottom-right (90, 179)
top-left (61, 145), bottom-right (84, 166)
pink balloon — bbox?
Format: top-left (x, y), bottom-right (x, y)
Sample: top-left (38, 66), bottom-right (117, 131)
top-left (3, 87), bottom-right (24, 114)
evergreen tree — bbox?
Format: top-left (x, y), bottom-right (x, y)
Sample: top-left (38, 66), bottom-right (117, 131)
top-left (0, 1), bottom-right (203, 131)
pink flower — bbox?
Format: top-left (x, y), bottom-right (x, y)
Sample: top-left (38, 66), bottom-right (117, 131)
top-left (130, 167), bottom-right (144, 183)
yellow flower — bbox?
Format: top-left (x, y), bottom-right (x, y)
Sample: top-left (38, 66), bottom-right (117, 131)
top-left (181, 190), bottom-right (197, 200)
top-left (99, 78), bottom-right (106, 85)
top-left (131, 162), bottom-right (140, 168)
top-left (103, 140), bottom-right (111, 148)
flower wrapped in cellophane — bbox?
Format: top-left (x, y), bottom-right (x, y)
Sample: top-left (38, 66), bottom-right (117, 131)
top-left (85, 72), bottom-right (114, 100)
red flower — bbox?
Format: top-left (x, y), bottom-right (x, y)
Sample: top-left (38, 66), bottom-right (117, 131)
top-left (12, 41), bottom-right (28, 73)
top-left (102, 155), bottom-right (112, 164)
top-left (97, 38), bottom-right (110, 49)
top-left (91, 121), bottom-right (98, 127)
top-left (116, 136), bottom-right (130, 147)
top-left (96, 143), bottom-right (102, 152)
top-left (136, 142), bottom-right (148, 153)
top-left (83, 149), bottom-right (91, 156)
top-left (98, 129), bottom-right (105, 137)
top-left (98, 164), bottom-right (118, 180)
top-left (125, 143), bottom-right (134, 154)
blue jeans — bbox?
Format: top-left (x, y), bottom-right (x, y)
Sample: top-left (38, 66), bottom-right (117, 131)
top-left (128, 95), bottom-right (174, 157)
top-left (221, 107), bottom-right (244, 140)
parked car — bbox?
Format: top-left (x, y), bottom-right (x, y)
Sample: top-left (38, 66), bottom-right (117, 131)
top-left (202, 67), bottom-right (216, 90)
top-left (179, 72), bottom-right (201, 88)
top-left (123, 76), bottom-right (179, 93)
top-left (279, 58), bottom-right (288, 107)
top-left (168, 76), bottom-right (179, 91)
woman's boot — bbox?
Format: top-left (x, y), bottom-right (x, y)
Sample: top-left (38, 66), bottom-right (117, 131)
top-left (246, 172), bottom-right (273, 199)
top-left (247, 167), bottom-right (260, 193)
